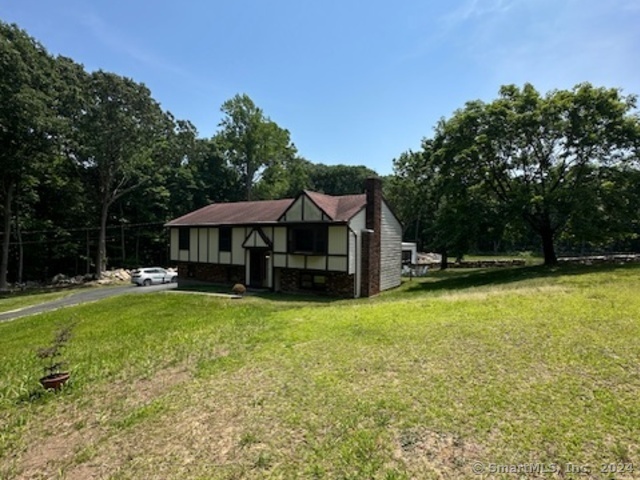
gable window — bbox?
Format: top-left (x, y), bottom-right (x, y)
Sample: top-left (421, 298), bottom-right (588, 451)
top-left (219, 227), bottom-right (232, 252)
top-left (288, 225), bottom-right (327, 254)
top-left (178, 228), bottom-right (190, 250)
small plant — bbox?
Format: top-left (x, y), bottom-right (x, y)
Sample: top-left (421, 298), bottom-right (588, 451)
top-left (36, 320), bottom-right (76, 390)
top-left (232, 283), bottom-right (246, 296)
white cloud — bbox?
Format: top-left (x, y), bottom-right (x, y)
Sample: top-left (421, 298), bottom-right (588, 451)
top-left (400, 0), bottom-right (518, 62)
top-left (76, 12), bottom-right (181, 75)
top-left (442, 0), bottom-right (517, 27)
top-left (445, 0), bottom-right (640, 95)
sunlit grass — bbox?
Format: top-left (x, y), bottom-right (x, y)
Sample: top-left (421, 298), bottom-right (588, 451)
top-left (1, 264), bottom-right (639, 478)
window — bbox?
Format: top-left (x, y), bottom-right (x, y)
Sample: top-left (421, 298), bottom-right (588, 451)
top-left (300, 273), bottom-right (327, 291)
top-left (178, 228), bottom-right (190, 250)
top-left (219, 227), bottom-right (232, 252)
top-left (288, 225), bottom-right (327, 254)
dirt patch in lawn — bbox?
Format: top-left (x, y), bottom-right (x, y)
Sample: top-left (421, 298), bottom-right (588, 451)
top-left (121, 365), bottom-right (192, 407)
top-left (57, 365), bottom-right (290, 478)
top-left (395, 427), bottom-right (485, 477)
top-left (14, 365), bottom-right (193, 479)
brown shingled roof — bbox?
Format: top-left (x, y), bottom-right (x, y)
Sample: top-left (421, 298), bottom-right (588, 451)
top-left (166, 198), bottom-right (293, 226)
top-left (305, 191), bottom-right (366, 221)
top-left (166, 191), bottom-right (367, 226)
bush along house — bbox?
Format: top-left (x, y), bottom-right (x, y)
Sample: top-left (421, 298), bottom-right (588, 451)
top-left (165, 178), bottom-right (402, 298)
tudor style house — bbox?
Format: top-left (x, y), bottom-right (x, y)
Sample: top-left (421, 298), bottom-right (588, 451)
top-left (165, 178), bottom-right (402, 298)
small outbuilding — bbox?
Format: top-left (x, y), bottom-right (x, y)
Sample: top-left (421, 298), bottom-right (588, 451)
top-left (165, 178), bottom-right (402, 298)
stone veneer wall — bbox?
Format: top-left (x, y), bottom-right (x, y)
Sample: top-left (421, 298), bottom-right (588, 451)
top-left (278, 268), bottom-right (355, 298)
top-left (176, 262), bottom-right (244, 284)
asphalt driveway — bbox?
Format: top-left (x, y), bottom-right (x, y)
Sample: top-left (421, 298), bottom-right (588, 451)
top-left (0, 283), bottom-right (177, 323)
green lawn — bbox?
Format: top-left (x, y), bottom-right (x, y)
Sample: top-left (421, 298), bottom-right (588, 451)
top-left (1, 264), bottom-right (639, 479)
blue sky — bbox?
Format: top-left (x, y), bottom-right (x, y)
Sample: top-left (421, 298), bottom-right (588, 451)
top-left (2, 1), bottom-right (639, 175)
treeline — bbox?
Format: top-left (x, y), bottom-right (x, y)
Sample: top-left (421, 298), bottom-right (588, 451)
top-left (0, 22), bottom-right (376, 288)
top-left (386, 84), bottom-right (640, 266)
top-left (3, 21), bottom-right (640, 287)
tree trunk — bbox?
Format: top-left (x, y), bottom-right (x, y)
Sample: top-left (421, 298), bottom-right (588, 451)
top-left (97, 202), bottom-right (109, 276)
top-left (0, 183), bottom-right (14, 291)
top-left (15, 211), bottom-right (23, 284)
top-left (540, 225), bottom-right (558, 266)
top-left (246, 159), bottom-right (255, 201)
top-left (86, 229), bottom-right (91, 275)
top-left (245, 173), bottom-right (253, 201)
top-left (135, 229), bottom-right (140, 265)
top-left (121, 223), bottom-right (126, 266)
top-left (440, 249), bottom-right (448, 270)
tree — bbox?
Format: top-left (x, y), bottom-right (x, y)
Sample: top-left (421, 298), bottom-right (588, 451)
top-left (387, 150), bottom-right (431, 244)
top-left (433, 83), bottom-right (640, 265)
top-left (253, 155), bottom-right (313, 199)
top-left (216, 94), bottom-right (296, 200)
top-left (308, 164), bottom-right (378, 196)
top-left (559, 165), bottom-right (640, 253)
top-left (389, 144), bottom-right (506, 268)
top-left (0, 22), bottom-right (58, 289)
top-left (74, 71), bottom-right (174, 274)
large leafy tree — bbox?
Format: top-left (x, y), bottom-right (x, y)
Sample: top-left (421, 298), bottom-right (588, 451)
top-left (252, 155), bottom-right (313, 200)
top-left (389, 144), bottom-right (506, 267)
top-left (74, 71), bottom-right (174, 274)
top-left (0, 22), bottom-right (59, 290)
top-left (387, 150), bottom-right (432, 244)
top-left (216, 94), bottom-right (296, 201)
top-left (433, 83), bottom-right (640, 265)
top-left (307, 163), bottom-right (378, 196)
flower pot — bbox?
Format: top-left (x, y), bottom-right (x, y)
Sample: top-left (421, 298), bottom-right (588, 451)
top-left (39, 372), bottom-right (70, 390)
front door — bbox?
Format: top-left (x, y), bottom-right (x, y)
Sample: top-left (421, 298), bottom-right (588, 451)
top-left (249, 249), bottom-right (268, 288)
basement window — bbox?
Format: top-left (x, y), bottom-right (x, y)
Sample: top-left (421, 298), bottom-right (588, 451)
top-left (300, 273), bottom-right (327, 291)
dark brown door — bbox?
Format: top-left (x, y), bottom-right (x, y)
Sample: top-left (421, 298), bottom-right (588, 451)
top-left (249, 249), bottom-right (268, 287)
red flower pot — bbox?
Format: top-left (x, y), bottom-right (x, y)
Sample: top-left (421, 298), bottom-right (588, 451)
top-left (39, 372), bottom-right (70, 390)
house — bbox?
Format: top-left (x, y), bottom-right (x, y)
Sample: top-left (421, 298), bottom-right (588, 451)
top-left (164, 178), bottom-right (402, 298)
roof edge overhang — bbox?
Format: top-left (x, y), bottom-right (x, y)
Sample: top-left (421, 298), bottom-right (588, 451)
top-left (165, 220), bottom-right (351, 228)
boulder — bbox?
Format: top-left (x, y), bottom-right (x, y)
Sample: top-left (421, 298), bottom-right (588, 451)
top-left (112, 268), bottom-right (131, 281)
top-left (52, 273), bottom-right (70, 284)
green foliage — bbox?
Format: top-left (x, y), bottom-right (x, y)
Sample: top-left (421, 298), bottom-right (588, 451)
top-left (388, 146), bottom-right (507, 265)
top-left (73, 70), bottom-right (177, 273)
top-left (307, 163), bottom-right (378, 195)
top-left (216, 94), bottom-right (297, 201)
top-left (393, 83), bottom-right (640, 264)
top-left (0, 21), bottom-right (59, 289)
top-left (0, 22), bottom-right (383, 283)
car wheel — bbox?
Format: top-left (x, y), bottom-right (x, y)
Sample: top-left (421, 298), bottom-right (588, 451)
top-left (171, 276), bottom-right (178, 283)
top-left (143, 279), bottom-right (152, 286)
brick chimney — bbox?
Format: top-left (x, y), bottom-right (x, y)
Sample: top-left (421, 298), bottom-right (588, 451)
top-left (361, 177), bottom-right (382, 297)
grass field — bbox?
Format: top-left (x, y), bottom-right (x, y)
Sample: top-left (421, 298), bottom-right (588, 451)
top-left (1, 264), bottom-right (639, 479)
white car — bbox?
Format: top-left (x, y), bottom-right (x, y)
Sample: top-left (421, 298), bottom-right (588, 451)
top-left (131, 267), bottom-right (178, 286)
